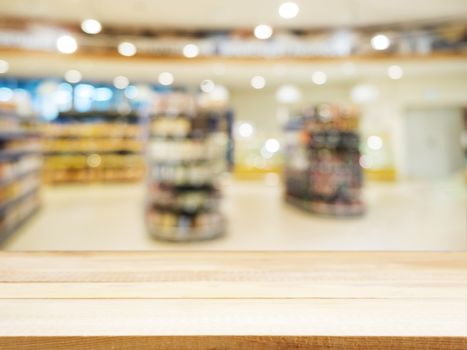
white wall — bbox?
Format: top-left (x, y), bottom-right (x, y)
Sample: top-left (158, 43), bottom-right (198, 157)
top-left (230, 84), bottom-right (351, 134)
top-left (405, 108), bottom-right (464, 179)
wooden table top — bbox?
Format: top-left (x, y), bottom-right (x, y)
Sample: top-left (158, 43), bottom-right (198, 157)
top-left (0, 251), bottom-right (465, 349)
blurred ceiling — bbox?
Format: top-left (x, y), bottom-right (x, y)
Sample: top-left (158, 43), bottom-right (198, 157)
top-left (0, 0), bottom-right (466, 30)
top-left (0, 0), bottom-right (465, 87)
top-left (2, 51), bottom-right (466, 88)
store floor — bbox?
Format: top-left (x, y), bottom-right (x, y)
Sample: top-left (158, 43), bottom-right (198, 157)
top-left (5, 176), bottom-right (466, 250)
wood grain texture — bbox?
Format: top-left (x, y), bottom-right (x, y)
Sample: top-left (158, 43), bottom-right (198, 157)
top-left (0, 252), bottom-right (465, 349)
top-left (1, 336), bottom-right (466, 350)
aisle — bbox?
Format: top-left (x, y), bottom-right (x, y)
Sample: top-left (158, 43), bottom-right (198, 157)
top-left (5, 177), bottom-right (466, 250)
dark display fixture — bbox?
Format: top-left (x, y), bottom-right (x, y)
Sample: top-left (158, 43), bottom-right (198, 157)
top-left (284, 104), bottom-right (364, 217)
top-left (145, 93), bottom-right (229, 241)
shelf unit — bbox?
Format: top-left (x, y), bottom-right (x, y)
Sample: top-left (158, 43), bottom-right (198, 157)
top-left (284, 104), bottom-right (364, 217)
top-left (0, 103), bottom-right (42, 244)
top-left (145, 95), bottom-right (228, 241)
top-left (41, 110), bottom-right (145, 183)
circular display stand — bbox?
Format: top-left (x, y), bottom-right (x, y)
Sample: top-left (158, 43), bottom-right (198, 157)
top-left (309, 201), bottom-right (365, 217)
top-left (147, 219), bottom-right (225, 242)
top-left (145, 95), bottom-right (228, 242)
top-left (285, 194), bottom-right (365, 218)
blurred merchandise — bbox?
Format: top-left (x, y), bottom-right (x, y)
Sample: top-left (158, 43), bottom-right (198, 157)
top-left (41, 110), bottom-right (145, 183)
top-left (284, 104), bottom-right (364, 217)
top-left (145, 93), bottom-right (229, 241)
top-left (0, 1), bottom-right (465, 251)
top-left (0, 98), bottom-right (42, 243)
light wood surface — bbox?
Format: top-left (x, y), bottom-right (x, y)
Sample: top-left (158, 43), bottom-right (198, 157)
top-left (0, 252), bottom-right (466, 349)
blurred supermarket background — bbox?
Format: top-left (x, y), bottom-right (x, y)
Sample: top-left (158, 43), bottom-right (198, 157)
top-left (0, 0), bottom-right (465, 250)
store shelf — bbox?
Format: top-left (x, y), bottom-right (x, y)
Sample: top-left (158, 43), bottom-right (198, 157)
top-left (44, 150), bottom-right (142, 155)
top-left (0, 205), bottom-right (39, 245)
top-left (148, 204), bottom-right (219, 216)
top-left (0, 187), bottom-right (40, 215)
top-left (57, 110), bottom-right (139, 120)
top-left (0, 150), bottom-right (41, 162)
top-left (0, 102), bottom-right (42, 244)
top-left (42, 111), bottom-right (144, 184)
top-left (0, 168), bottom-right (41, 188)
top-left (44, 135), bottom-right (143, 140)
top-left (0, 132), bottom-right (40, 140)
top-left (0, 252), bottom-right (464, 349)
top-left (284, 105), bottom-right (364, 217)
top-left (145, 95), bottom-right (229, 242)
top-left (0, 110), bottom-right (37, 121)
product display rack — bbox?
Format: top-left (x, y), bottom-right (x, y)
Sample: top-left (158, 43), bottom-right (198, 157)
top-left (145, 94), bottom-right (228, 241)
top-left (42, 110), bottom-right (145, 183)
top-left (0, 102), bottom-right (42, 244)
top-left (284, 104), bottom-right (364, 217)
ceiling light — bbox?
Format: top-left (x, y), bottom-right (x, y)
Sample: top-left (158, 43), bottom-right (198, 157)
top-left (158, 72), bottom-right (174, 86)
top-left (94, 87), bottom-right (113, 101)
top-left (0, 87), bottom-right (13, 102)
top-left (64, 69), bottom-right (82, 84)
top-left (81, 19), bottom-right (102, 34)
top-left (276, 84), bottom-right (302, 104)
top-left (238, 122), bottom-right (254, 138)
top-left (113, 75), bottom-right (129, 89)
top-left (367, 136), bottom-right (383, 150)
top-left (75, 84), bottom-right (94, 99)
top-left (53, 88), bottom-right (72, 105)
top-left (183, 44), bottom-right (200, 58)
top-left (371, 34), bottom-right (390, 51)
top-left (387, 65), bottom-right (403, 80)
top-left (56, 35), bottom-right (78, 54)
top-left (200, 79), bottom-right (215, 93)
top-left (124, 85), bottom-right (138, 99)
top-left (359, 155), bottom-right (370, 169)
top-left (311, 71), bottom-right (327, 85)
top-left (251, 75), bottom-right (266, 89)
top-left (278, 2), bottom-right (299, 19)
top-left (254, 25), bottom-right (273, 40)
top-left (264, 138), bottom-right (280, 153)
top-left (0, 59), bottom-right (9, 74)
top-left (260, 147), bottom-right (273, 159)
top-left (118, 42), bottom-right (137, 57)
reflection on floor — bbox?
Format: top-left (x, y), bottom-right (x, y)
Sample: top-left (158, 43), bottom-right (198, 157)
top-left (4, 175), bottom-right (466, 251)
